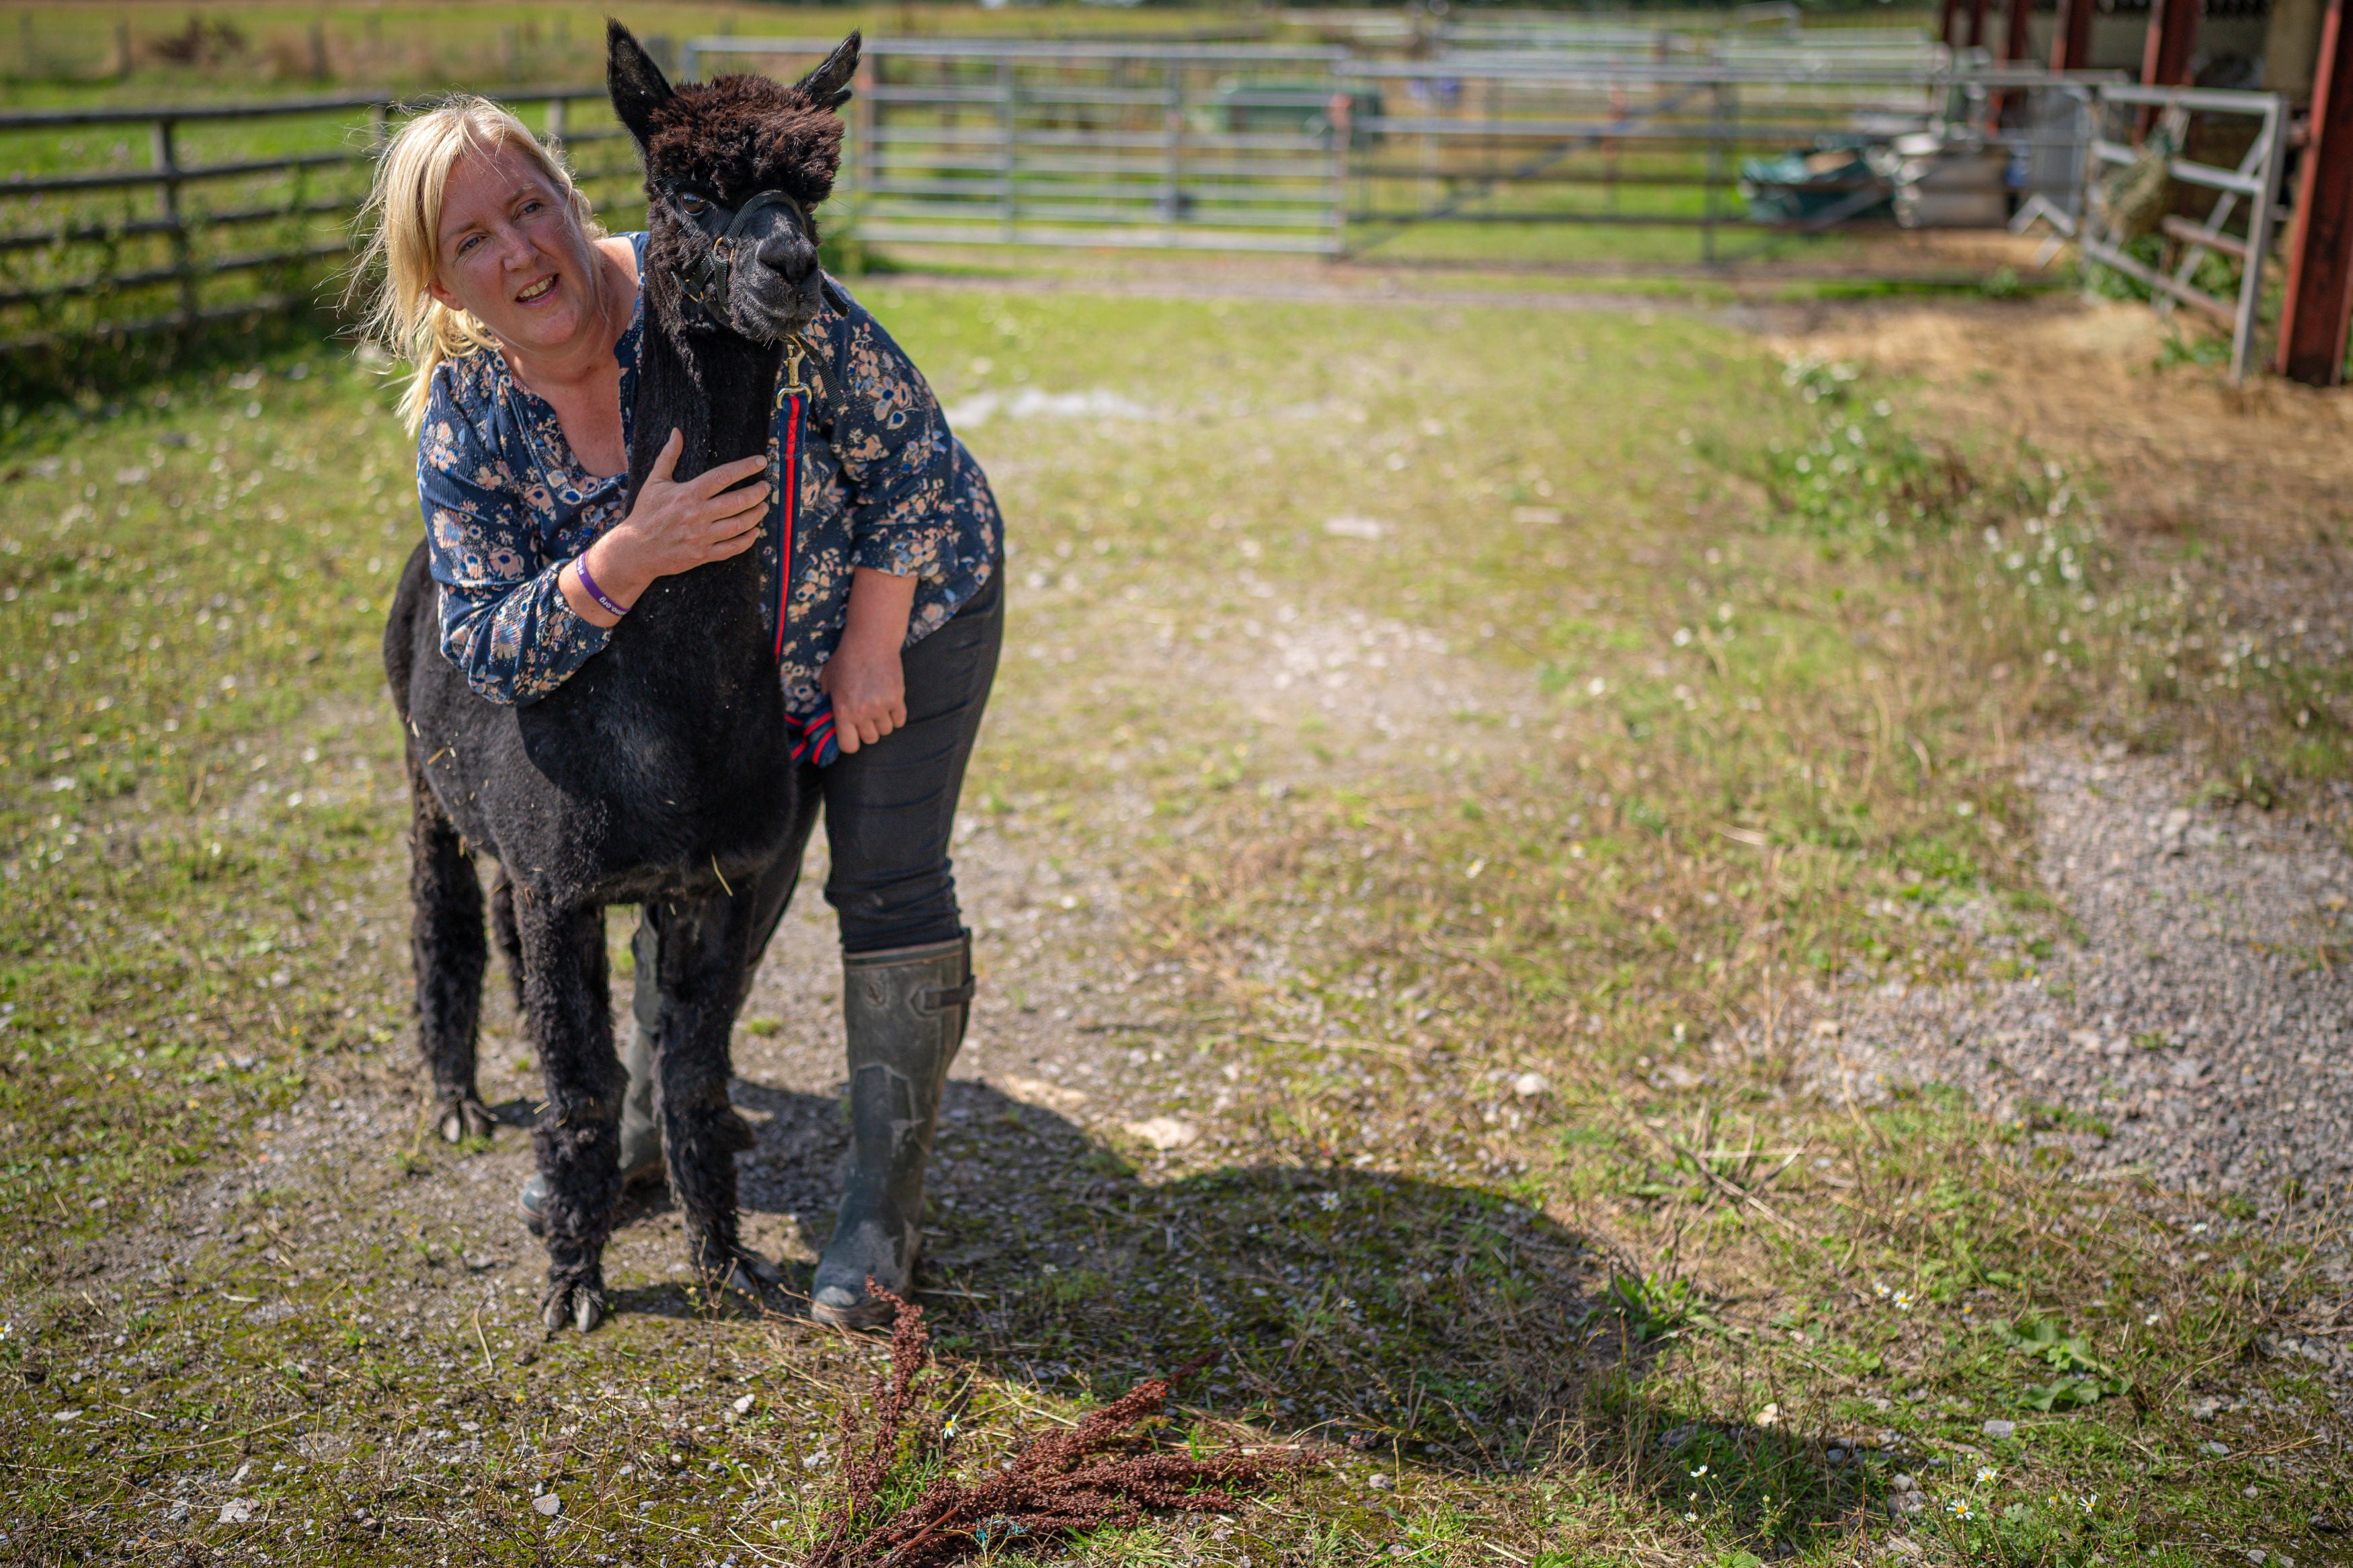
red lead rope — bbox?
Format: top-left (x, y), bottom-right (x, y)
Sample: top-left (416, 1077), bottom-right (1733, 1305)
top-left (774, 386), bottom-right (801, 663)
top-left (772, 340), bottom-right (840, 768)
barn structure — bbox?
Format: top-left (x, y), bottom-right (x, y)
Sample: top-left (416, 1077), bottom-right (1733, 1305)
top-left (1938, 0), bottom-right (2353, 381)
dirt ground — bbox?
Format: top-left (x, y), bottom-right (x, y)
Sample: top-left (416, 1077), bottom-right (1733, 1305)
top-left (1757, 294), bottom-right (2353, 549)
top-left (11, 270), bottom-right (2353, 1566)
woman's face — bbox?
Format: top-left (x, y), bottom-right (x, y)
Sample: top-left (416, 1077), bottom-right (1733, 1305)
top-left (427, 140), bottom-right (604, 361)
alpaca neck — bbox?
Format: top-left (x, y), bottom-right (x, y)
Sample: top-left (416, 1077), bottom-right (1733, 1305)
top-left (625, 312), bottom-right (785, 652)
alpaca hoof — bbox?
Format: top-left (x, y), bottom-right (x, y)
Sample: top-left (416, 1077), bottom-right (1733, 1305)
top-left (541, 1281), bottom-right (604, 1333)
top-left (439, 1098), bottom-right (494, 1144)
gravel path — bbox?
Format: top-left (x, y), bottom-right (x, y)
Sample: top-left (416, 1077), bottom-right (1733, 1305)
top-left (1811, 741), bottom-right (2353, 1204)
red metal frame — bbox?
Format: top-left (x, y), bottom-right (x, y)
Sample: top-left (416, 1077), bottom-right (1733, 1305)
top-left (2280, 0), bottom-right (2353, 383)
top-left (2003, 0), bottom-right (2034, 63)
top-left (2143, 0), bottom-right (2203, 87)
top-left (2050, 0), bottom-right (2097, 71)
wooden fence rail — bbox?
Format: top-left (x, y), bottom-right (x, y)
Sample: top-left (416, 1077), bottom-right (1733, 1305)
top-left (0, 85), bottom-right (643, 355)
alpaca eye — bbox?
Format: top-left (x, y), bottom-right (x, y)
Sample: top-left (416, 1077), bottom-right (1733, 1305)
top-left (678, 192), bottom-right (709, 216)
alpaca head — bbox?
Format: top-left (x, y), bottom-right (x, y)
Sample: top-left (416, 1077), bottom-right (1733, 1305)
top-left (607, 22), bottom-right (859, 345)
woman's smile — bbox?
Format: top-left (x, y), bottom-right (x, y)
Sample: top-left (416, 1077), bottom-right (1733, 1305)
top-left (514, 273), bottom-right (559, 305)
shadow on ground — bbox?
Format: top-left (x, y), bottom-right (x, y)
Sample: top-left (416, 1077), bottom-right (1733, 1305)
top-left (577, 1074), bottom-right (1630, 1474)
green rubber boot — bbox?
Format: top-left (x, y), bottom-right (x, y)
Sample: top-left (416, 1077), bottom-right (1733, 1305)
top-left (810, 934), bottom-right (973, 1329)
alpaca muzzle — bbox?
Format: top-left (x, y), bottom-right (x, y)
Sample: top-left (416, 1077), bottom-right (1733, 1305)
top-left (682, 190), bottom-right (809, 321)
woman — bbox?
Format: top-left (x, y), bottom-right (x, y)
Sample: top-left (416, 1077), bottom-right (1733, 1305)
top-left (356, 97), bottom-right (1002, 1327)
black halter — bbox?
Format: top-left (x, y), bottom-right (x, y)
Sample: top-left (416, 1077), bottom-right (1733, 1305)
top-left (676, 188), bottom-right (807, 323)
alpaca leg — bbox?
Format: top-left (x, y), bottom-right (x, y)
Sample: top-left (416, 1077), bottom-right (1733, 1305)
top-left (645, 894), bottom-right (771, 1294)
top-left (489, 865), bottom-right (528, 1023)
top-left (514, 892), bottom-right (626, 1332)
top-left (407, 762), bottom-right (492, 1144)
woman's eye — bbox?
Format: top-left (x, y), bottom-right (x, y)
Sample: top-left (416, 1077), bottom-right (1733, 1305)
top-left (678, 192), bottom-right (708, 216)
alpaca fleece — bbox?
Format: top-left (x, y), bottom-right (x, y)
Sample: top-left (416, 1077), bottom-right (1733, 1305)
top-left (385, 25), bottom-right (865, 1329)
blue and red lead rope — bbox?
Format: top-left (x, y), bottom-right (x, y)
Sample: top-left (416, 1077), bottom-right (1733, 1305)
top-left (774, 384), bottom-right (841, 768)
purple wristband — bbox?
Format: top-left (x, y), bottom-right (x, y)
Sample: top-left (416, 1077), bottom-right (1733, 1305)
top-left (573, 554), bottom-right (631, 618)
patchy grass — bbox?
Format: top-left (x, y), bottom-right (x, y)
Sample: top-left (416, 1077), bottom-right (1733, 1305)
top-left (0, 286), bottom-right (2346, 1567)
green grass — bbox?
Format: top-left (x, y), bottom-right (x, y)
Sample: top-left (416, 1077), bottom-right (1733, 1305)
top-left (1, 284), bottom-right (2346, 1565)
top-left (0, 1), bottom-right (2013, 366)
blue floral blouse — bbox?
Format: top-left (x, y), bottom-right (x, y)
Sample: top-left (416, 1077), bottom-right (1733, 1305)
top-left (416, 233), bottom-right (1002, 715)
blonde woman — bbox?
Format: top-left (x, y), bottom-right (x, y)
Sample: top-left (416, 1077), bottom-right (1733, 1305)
top-left (358, 86), bottom-right (1001, 1328)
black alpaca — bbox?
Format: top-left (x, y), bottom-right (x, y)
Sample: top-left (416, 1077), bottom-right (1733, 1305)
top-left (383, 24), bottom-right (862, 1331)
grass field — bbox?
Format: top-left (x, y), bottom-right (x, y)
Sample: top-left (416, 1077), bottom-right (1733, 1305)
top-left (0, 3), bottom-right (1947, 102)
top-left (1, 280), bottom-right (2347, 1567)
top-left (0, 0), bottom-right (1996, 362)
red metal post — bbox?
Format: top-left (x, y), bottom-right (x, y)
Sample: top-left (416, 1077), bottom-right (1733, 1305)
top-left (2143, 0), bottom-right (2202, 85)
top-left (1941, 0), bottom-right (1964, 48)
top-left (1968, 0), bottom-right (1991, 48)
top-left (2003, 0), bottom-right (2034, 62)
top-left (2280, 0), bottom-right (2353, 382)
top-left (2050, 0), bottom-right (2097, 69)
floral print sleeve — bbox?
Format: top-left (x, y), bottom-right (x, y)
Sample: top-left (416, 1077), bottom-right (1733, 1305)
top-left (417, 358), bottom-right (618, 706)
top-left (407, 237), bottom-right (998, 720)
top-left (820, 298), bottom-right (958, 582)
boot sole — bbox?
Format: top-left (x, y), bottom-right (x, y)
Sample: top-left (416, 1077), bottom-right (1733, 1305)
top-left (809, 1295), bottom-right (900, 1329)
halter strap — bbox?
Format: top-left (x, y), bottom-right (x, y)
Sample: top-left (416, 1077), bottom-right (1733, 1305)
top-left (678, 189), bottom-right (807, 321)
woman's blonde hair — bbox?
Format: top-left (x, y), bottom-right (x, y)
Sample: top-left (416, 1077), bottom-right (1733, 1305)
top-left (352, 95), bottom-right (604, 432)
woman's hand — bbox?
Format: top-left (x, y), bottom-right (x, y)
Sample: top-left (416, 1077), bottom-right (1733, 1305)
top-left (560, 429), bottom-right (768, 626)
top-left (820, 567), bottom-right (918, 754)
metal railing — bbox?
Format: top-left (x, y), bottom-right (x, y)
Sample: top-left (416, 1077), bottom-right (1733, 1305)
top-left (684, 36), bottom-right (1352, 255)
top-left (1321, 58), bottom-right (2095, 263)
top-left (2014, 83), bottom-right (2288, 380)
top-left (0, 29), bottom-right (2153, 349)
top-left (686, 35), bottom-right (2110, 264)
top-left (0, 85), bottom-right (633, 352)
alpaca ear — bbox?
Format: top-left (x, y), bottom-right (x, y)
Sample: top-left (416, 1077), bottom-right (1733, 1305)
top-left (606, 19), bottom-right (676, 148)
top-left (793, 31), bottom-right (861, 113)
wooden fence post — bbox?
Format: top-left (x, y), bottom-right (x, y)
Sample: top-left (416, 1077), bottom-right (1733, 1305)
top-left (151, 118), bottom-right (196, 331)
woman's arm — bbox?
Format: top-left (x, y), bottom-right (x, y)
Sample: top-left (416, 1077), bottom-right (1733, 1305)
top-left (826, 298), bottom-right (959, 595)
top-left (422, 418), bottom-right (614, 706)
top-left (424, 399), bottom-right (770, 701)
top-left (556, 428), bottom-right (771, 628)
top-left (819, 567), bottom-right (917, 753)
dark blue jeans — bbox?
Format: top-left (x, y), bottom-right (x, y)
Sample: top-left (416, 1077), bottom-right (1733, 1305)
top-left (633, 571), bottom-right (1003, 1036)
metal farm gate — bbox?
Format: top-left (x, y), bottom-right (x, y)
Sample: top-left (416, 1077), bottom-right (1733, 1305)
top-left (1332, 58), bottom-right (2097, 263)
top-left (685, 37), bottom-right (1351, 255)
